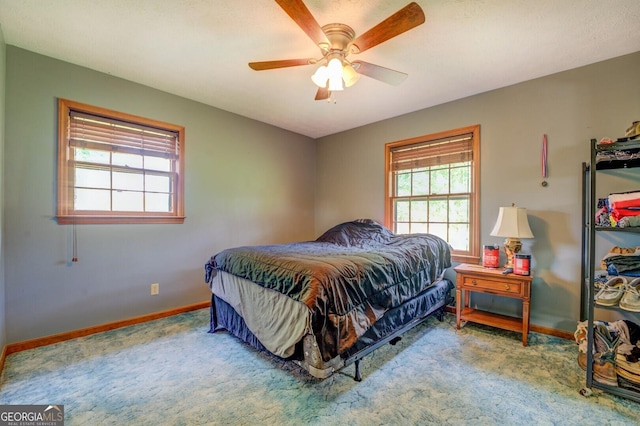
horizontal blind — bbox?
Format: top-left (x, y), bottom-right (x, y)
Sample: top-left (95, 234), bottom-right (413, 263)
top-left (390, 133), bottom-right (473, 171)
top-left (69, 110), bottom-right (179, 159)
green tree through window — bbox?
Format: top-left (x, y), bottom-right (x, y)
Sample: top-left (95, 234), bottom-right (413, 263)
top-left (385, 125), bottom-right (480, 263)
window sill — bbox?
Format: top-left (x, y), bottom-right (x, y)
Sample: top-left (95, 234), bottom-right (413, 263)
top-left (56, 215), bottom-right (185, 225)
top-left (451, 253), bottom-right (480, 265)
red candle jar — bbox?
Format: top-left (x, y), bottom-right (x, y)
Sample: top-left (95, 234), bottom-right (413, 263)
top-left (483, 245), bottom-right (500, 268)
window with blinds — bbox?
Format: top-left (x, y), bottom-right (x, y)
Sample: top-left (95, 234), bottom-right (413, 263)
top-left (385, 125), bottom-right (480, 263)
top-left (57, 99), bottom-right (185, 224)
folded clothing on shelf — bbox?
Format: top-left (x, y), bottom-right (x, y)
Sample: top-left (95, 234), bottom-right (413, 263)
top-left (601, 246), bottom-right (640, 277)
top-left (600, 246), bottom-right (638, 270)
top-left (596, 192), bottom-right (640, 227)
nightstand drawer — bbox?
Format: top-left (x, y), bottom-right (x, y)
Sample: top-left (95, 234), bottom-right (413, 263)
top-left (461, 276), bottom-right (522, 295)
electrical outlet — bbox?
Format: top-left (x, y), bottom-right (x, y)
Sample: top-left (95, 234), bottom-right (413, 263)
top-left (150, 283), bottom-right (160, 295)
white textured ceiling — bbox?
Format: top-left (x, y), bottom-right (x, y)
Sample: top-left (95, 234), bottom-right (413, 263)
top-left (1, 0), bottom-right (639, 138)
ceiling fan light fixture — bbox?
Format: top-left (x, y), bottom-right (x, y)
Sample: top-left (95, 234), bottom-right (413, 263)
top-left (311, 65), bottom-right (329, 88)
top-left (327, 57), bottom-right (344, 91)
top-left (342, 62), bottom-right (360, 88)
top-left (250, 2), bottom-right (426, 100)
top-left (328, 76), bottom-right (343, 92)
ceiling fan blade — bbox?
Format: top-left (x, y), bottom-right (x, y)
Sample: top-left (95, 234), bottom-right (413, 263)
top-left (315, 86), bottom-right (330, 101)
top-left (352, 60), bottom-right (408, 86)
top-left (351, 2), bottom-right (425, 54)
top-left (275, 0), bottom-right (329, 47)
top-left (249, 58), bottom-right (312, 70)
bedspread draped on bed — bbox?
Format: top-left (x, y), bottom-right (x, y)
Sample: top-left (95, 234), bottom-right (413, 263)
top-left (205, 220), bottom-right (451, 361)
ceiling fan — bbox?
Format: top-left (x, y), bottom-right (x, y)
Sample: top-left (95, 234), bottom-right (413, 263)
top-left (249, 0), bottom-right (426, 101)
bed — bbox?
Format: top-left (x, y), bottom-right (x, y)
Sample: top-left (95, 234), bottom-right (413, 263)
top-left (204, 219), bottom-right (453, 380)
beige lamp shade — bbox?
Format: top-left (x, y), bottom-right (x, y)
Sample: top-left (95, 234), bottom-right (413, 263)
top-left (490, 205), bottom-right (534, 269)
top-left (490, 206), bottom-right (534, 239)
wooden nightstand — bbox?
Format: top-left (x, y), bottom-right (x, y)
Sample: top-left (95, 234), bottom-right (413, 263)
top-left (454, 263), bottom-right (532, 346)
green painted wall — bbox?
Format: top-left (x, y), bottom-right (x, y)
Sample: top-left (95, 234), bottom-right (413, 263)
top-left (315, 51), bottom-right (640, 332)
top-left (4, 43), bottom-right (639, 343)
top-left (0, 25), bottom-right (6, 350)
top-left (4, 46), bottom-right (316, 343)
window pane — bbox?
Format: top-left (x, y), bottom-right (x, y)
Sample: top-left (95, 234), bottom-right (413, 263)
top-left (113, 191), bottom-right (143, 211)
top-left (412, 171), bottom-right (429, 196)
top-left (75, 188), bottom-right (110, 210)
top-left (449, 223), bottom-right (470, 251)
top-left (58, 99), bottom-right (185, 224)
top-left (411, 222), bottom-right (428, 233)
top-left (146, 193), bottom-right (171, 212)
top-left (145, 174), bottom-right (171, 193)
top-left (145, 156), bottom-right (171, 172)
top-left (113, 152), bottom-right (143, 168)
top-left (396, 222), bottom-right (410, 234)
top-left (113, 171), bottom-right (143, 191)
top-left (450, 164), bottom-right (470, 193)
top-left (396, 172), bottom-right (411, 197)
top-left (450, 198), bottom-right (469, 223)
top-left (74, 148), bottom-right (110, 165)
top-left (395, 200), bottom-right (410, 221)
top-left (410, 200), bottom-right (428, 222)
top-left (75, 167), bottom-right (110, 189)
top-left (429, 199), bottom-right (448, 222)
top-left (430, 166), bottom-right (450, 194)
top-left (428, 223), bottom-right (447, 241)
top-left (385, 126), bottom-right (479, 261)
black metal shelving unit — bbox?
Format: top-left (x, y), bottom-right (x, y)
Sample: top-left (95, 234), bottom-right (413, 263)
top-left (580, 138), bottom-right (640, 402)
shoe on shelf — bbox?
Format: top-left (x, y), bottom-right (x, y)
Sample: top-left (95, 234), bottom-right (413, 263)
top-left (619, 278), bottom-right (640, 312)
top-left (616, 353), bottom-right (640, 376)
top-left (577, 352), bottom-right (618, 386)
top-left (618, 374), bottom-right (640, 392)
top-left (616, 364), bottom-right (640, 386)
top-left (594, 276), bottom-right (627, 306)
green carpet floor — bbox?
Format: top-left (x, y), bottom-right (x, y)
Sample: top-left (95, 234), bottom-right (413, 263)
top-left (1, 309), bottom-right (638, 425)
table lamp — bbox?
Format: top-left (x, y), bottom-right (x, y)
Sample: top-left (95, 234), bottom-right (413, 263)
top-left (490, 204), bottom-right (534, 272)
